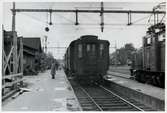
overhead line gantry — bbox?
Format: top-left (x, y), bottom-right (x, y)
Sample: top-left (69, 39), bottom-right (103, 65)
top-left (11, 2), bottom-right (166, 32)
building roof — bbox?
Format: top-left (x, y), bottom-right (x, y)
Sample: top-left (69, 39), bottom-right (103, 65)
top-left (23, 38), bottom-right (42, 52)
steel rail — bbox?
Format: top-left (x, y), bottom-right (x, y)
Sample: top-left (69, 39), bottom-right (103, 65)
top-left (13, 9), bottom-right (166, 14)
top-left (79, 86), bottom-right (103, 111)
top-left (99, 85), bottom-right (144, 111)
top-left (108, 73), bottom-right (130, 79)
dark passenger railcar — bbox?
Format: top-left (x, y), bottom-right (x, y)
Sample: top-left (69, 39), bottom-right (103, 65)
top-left (64, 35), bottom-right (110, 83)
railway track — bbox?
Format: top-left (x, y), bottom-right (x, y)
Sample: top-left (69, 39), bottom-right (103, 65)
top-left (70, 80), bottom-right (154, 111)
top-left (107, 71), bottom-right (133, 80)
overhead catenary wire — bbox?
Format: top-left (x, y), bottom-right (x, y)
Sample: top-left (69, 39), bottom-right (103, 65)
top-left (20, 11), bottom-right (75, 26)
top-left (15, 14), bottom-right (151, 31)
top-left (55, 13), bottom-right (74, 24)
top-left (19, 13), bottom-right (47, 25)
top-left (17, 13), bottom-right (149, 28)
top-left (132, 15), bottom-right (151, 24)
top-left (23, 10), bottom-right (74, 25)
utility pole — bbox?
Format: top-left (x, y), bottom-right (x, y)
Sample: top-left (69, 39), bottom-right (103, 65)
top-left (115, 41), bottom-right (117, 67)
top-left (100, 2), bottom-right (104, 32)
top-left (12, 2), bottom-right (17, 74)
top-left (44, 36), bottom-right (47, 53)
top-left (75, 9), bottom-right (79, 25)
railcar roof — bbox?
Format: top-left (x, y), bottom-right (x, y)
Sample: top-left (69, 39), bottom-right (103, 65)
top-left (80, 35), bottom-right (98, 39)
top-left (69, 35), bottom-right (110, 46)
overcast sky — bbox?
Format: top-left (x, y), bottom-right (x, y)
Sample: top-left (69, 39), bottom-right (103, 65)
top-left (3, 1), bottom-right (165, 59)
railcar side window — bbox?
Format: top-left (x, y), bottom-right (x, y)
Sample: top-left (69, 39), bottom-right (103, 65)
top-left (78, 44), bottom-right (82, 58)
top-left (100, 44), bottom-right (104, 56)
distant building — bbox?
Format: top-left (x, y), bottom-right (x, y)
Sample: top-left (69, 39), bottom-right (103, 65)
top-left (23, 38), bottom-right (42, 74)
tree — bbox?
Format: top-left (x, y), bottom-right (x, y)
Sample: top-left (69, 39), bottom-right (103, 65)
top-left (110, 43), bottom-right (136, 65)
top-left (34, 52), bottom-right (55, 72)
top-left (46, 52), bottom-right (55, 69)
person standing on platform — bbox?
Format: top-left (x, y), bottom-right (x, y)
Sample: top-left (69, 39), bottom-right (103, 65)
top-left (51, 61), bottom-right (57, 79)
top-left (56, 63), bottom-right (59, 71)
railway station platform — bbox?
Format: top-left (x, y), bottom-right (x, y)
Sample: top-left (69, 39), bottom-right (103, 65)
top-left (105, 71), bottom-right (165, 111)
top-left (2, 70), bottom-right (81, 111)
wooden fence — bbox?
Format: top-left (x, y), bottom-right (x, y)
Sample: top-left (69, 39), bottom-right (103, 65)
top-left (2, 31), bottom-right (23, 100)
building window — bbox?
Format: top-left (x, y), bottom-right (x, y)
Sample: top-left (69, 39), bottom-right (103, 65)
top-left (100, 44), bottom-right (104, 56)
top-left (78, 44), bottom-right (82, 58)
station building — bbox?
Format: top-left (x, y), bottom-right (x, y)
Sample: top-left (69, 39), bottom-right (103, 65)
top-left (23, 38), bottom-right (42, 75)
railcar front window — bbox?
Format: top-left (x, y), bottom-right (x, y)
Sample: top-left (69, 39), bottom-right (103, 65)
top-left (78, 44), bottom-right (82, 58)
top-left (100, 44), bottom-right (104, 56)
top-left (87, 44), bottom-right (91, 52)
top-left (92, 44), bottom-right (96, 55)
